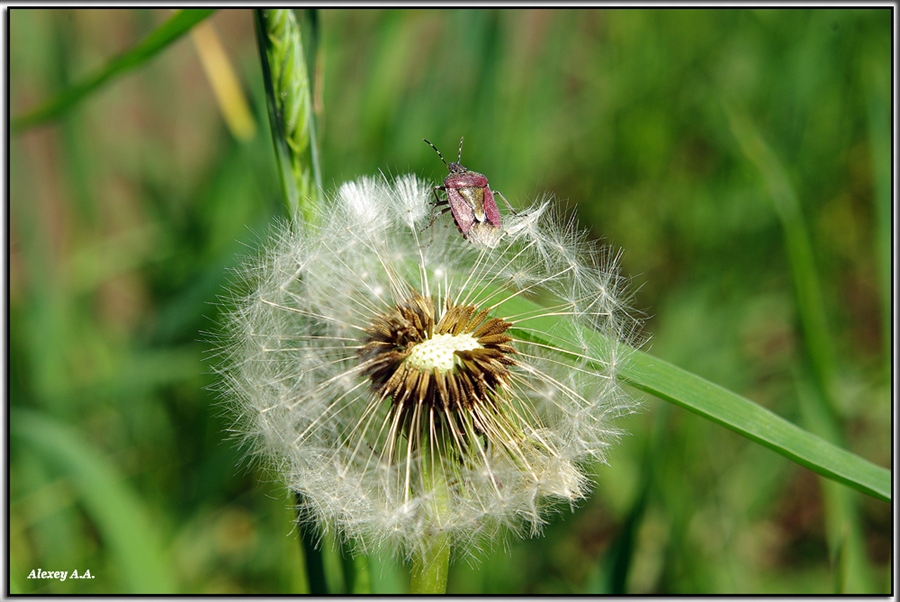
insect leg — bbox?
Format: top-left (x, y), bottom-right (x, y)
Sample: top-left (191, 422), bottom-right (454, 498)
top-left (424, 205), bottom-right (453, 230)
top-left (494, 190), bottom-right (518, 215)
top-left (431, 186), bottom-right (448, 207)
top-left (425, 186), bottom-right (452, 230)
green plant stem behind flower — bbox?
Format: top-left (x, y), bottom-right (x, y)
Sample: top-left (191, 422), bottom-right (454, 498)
top-left (409, 442), bottom-right (451, 594)
top-left (409, 537), bottom-right (450, 594)
top-left (255, 8), bottom-right (322, 221)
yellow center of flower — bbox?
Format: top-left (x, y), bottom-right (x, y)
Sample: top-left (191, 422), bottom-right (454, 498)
top-left (405, 333), bottom-right (481, 373)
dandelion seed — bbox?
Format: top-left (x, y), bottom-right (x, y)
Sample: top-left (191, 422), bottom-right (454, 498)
top-left (217, 173), bottom-right (643, 561)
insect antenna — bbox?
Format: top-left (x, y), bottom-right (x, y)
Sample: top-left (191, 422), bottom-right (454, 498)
top-left (423, 139), bottom-right (448, 168)
top-left (457, 137), bottom-right (465, 163)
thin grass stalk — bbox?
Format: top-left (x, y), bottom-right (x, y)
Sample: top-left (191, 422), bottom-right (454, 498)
top-left (254, 8), bottom-right (323, 221)
top-left (727, 107), bottom-right (877, 591)
top-left (863, 62), bottom-right (892, 375)
top-left (190, 20), bottom-right (258, 141)
top-left (256, 8), bottom-right (330, 591)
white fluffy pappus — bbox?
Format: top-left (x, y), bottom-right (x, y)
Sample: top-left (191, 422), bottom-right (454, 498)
top-left (217, 174), bottom-right (643, 561)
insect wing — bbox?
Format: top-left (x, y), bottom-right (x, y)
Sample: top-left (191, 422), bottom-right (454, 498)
top-left (446, 187), bottom-right (476, 236)
top-left (481, 187), bottom-right (502, 229)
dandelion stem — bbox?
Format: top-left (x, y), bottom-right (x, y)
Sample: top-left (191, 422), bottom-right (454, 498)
top-left (409, 430), bottom-right (451, 594)
top-left (409, 537), bottom-right (450, 594)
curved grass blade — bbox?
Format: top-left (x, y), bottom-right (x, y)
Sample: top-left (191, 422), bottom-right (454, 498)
top-left (254, 9), bottom-right (322, 220)
top-left (618, 348), bottom-right (891, 504)
top-left (12, 409), bottom-right (177, 593)
top-left (12, 9), bottom-right (215, 132)
top-left (496, 295), bottom-right (891, 503)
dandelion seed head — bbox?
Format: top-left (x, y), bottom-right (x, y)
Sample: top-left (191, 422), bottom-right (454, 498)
top-left (391, 173), bottom-right (431, 228)
top-left (217, 174), bottom-right (643, 561)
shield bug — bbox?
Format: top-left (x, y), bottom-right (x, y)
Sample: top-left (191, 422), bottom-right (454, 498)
top-left (423, 137), bottom-right (516, 247)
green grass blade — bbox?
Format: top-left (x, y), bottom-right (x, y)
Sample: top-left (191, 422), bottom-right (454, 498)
top-left (254, 9), bottom-right (322, 220)
top-left (586, 464), bottom-right (649, 594)
top-left (294, 491), bottom-right (328, 594)
top-left (11, 9), bottom-right (214, 132)
top-left (12, 409), bottom-right (177, 593)
top-left (495, 295), bottom-right (891, 503)
top-left (617, 349), bottom-right (890, 503)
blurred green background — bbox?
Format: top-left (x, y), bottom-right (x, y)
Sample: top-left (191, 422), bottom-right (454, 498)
top-left (8, 8), bottom-right (891, 594)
